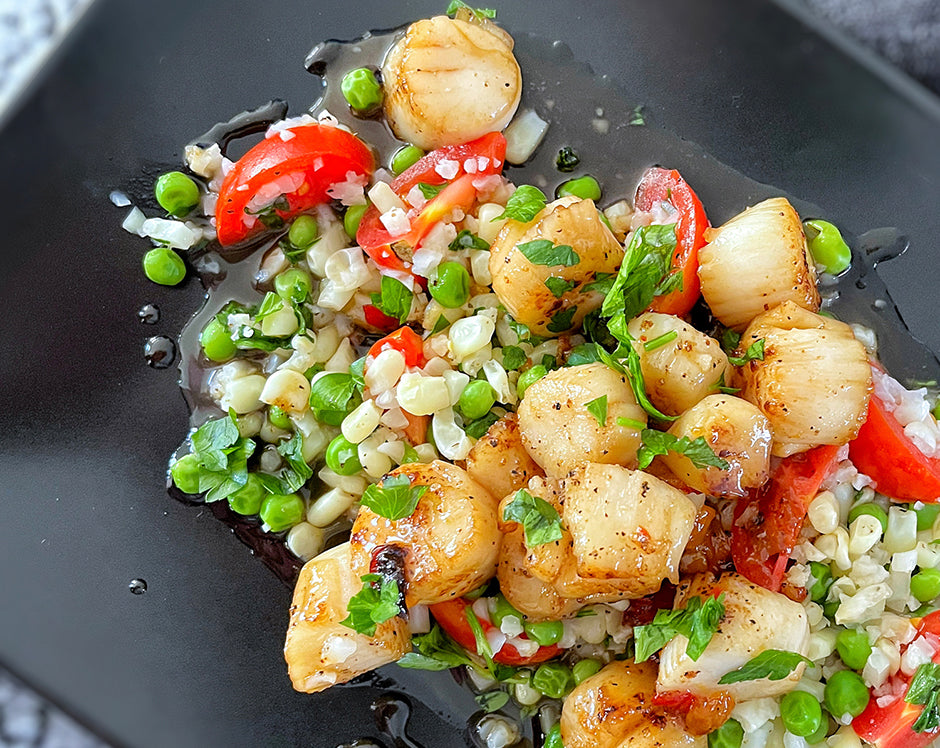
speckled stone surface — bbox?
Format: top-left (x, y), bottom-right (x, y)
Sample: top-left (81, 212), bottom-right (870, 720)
top-left (0, 1), bottom-right (937, 747)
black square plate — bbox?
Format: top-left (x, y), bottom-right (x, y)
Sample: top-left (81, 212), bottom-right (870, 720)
top-left (1, 1), bottom-right (939, 746)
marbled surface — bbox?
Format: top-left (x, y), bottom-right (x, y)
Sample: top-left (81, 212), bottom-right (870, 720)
top-left (0, 0), bottom-right (937, 746)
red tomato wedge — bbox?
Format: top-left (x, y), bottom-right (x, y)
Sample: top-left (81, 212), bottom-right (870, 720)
top-left (634, 167), bottom-right (709, 317)
top-left (367, 326), bottom-right (426, 368)
top-left (731, 445), bottom-right (841, 591)
top-left (849, 390), bottom-right (940, 503)
top-left (356, 133), bottom-right (506, 273)
top-left (854, 612), bottom-right (940, 747)
top-left (215, 124), bottom-right (374, 246)
top-left (362, 303), bottom-right (401, 332)
top-left (429, 598), bottom-right (562, 667)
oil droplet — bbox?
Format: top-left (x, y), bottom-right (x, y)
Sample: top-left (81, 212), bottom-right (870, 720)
top-left (144, 336), bottom-right (176, 368)
top-left (129, 578), bottom-right (147, 595)
top-left (138, 304), bottom-right (160, 324)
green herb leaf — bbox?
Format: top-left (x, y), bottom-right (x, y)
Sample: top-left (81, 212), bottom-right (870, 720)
top-left (276, 431), bottom-right (313, 492)
top-left (720, 328), bottom-right (742, 354)
top-left (717, 649), bottom-right (814, 685)
top-left (506, 316), bottom-right (545, 346)
top-left (445, 0), bottom-right (497, 20)
top-left (729, 338), bottom-right (766, 367)
top-left (370, 275), bottom-right (413, 324)
top-left (600, 223), bottom-right (678, 322)
top-left (547, 307), bottom-right (577, 333)
top-left (518, 239), bottom-right (580, 268)
top-left (585, 395), bottom-right (607, 427)
top-left (256, 291), bottom-right (286, 321)
top-left (449, 230), bottom-right (490, 251)
top-left (544, 276), bottom-right (578, 298)
top-left (431, 314), bottom-right (451, 334)
top-left (616, 416), bottom-right (646, 430)
top-left (906, 662), bottom-right (940, 732)
top-left (349, 356), bottom-right (366, 392)
top-left (361, 474), bottom-right (427, 520)
top-left (565, 343), bottom-right (603, 366)
top-left (191, 411), bottom-right (240, 472)
top-left (643, 330), bottom-right (679, 352)
top-left (309, 372), bottom-right (360, 424)
top-left (340, 574), bottom-right (402, 637)
top-left (713, 371), bottom-right (740, 395)
top-left (464, 411), bottom-right (500, 439)
top-left (494, 185), bottom-right (546, 223)
top-left (417, 182), bottom-right (447, 200)
top-left (636, 430), bottom-right (730, 471)
top-left (501, 345), bottom-right (527, 371)
top-left (594, 342), bottom-right (675, 422)
top-left (465, 605), bottom-right (494, 660)
top-left (475, 690), bottom-right (510, 713)
top-left (634, 594), bottom-right (726, 663)
top-left (502, 489), bottom-right (564, 547)
top-left (197, 437), bottom-right (256, 503)
top-left (628, 105), bottom-right (646, 126)
top-left (555, 146), bottom-right (580, 173)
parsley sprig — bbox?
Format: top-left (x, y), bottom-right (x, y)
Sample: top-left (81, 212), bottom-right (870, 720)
top-left (502, 489), bottom-right (564, 547)
top-left (585, 395), bottom-right (608, 426)
top-left (906, 662), bottom-right (940, 733)
top-left (633, 429), bottom-right (729, 471)
top-left (340, 574), bottom-right (403, 637)
top-left (634, 594), bottom-right (726, 662)
top-left (717, 649), bottom-right (814, 685)
top-left (494, 185), bottom-right (546, 223)
top-left (728, 338), bottom-right (766, 366)
top-left (361, 474), bottom-right (427, 520)
top-left (518, 239), bottom-right (580, 267)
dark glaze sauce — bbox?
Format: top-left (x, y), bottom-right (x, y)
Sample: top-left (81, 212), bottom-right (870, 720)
top-left (153, 21), bottom-right (940, 748)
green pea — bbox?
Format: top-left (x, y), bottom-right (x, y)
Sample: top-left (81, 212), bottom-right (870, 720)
top-left (341, 67), bottom-right (383, 112)
top-left (274, 267), bottom-right (312, 304)
top-left (808, 561), bottom-right (833, 602)
top-left (524, 620), bottom-right (564, 646)
top-left (458, 380), bottom-right (497, 421)
top-left (805, 719), bottom-right (829, 745)
top-left (804, 219), bottom-right (852, 275)
top-left (259, 493), bottom-right (305, 532)
top-left (556, 175), bottom-right (601, 201)
top-left (490, 595), bottom-right (522, 628)
top-left (848, 502), bottom-right (888, 534)
top-left (391, 145), bottom-right (425, 175)
top-left (823, 669), bottom-right (870, 719)
top-left (325, 434), bottom-right (362, 476)
top-left (542, 723), bottom-right (562, 748)
top-left (911, 568), bottom-right (940, 602)
top-left (268, 405), bottom-right (291, 431)
top-left (227, 473), bottom-right (267, 515)
top-left (531, 662), bottom-right (574, 699)
top-left (781, 689), bottom-right (823, 738)
top-left (429, 262), bottom-right (471, 309)
top-left (154, 171), bottom-right (200, 217)
top-left (344, 203), bottom-right (368, 238)
top-left (836, 628), bottom-right (872, 671)
top-left (517, 365), bottom-right (547, 398)
top-left (915, 503), bottom-right (940, 532)
top-left (287, 214), bottom-right (319, 249)
top-left (200, 317), bottom-right (236, 362)
top-left (170, 453), bottom-right (201, 494)
top-left (572, 658), bottom-right (602, 685)
top-left (707, 718), bottom-right (744, 748)
top-left (143, 247), bottom-right (186, 286)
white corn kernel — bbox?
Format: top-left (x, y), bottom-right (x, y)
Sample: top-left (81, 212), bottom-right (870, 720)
top-left (324, 247), bottom-right (371, 292)
top-left (341, 399), bottom-right (382, 444)
top-left (306, 219), bottom-right (348, 277)
top-left (307, 487), bottom-right (357, 527)
top-left (475, 202), bottom-right (507, 244)
top-left (449, 315), bottom-right (495, 360)
top-left (286, 522), bottom-right (325, 562)
top-left (318, 466), bottom-right (367, 495)
top-left (414, 443), bottom-right (437, 461)
top-left (221, 374), bottom-right (266, 414)
top-left (236, 412), bottom-right (263, 438)
top-left (809, 491), bottom-right (840, 535)
top-left (884, 506), bottom-right (918, 554)
top-left (317, 279), bottom-right (355, 311)
top-left (848, 515), bottom-right (883, 557)
top-left (442, 369), bottom-right (471, 406)
top-left (260, 303), bottom-right (299, 337)
top-left (325, 338), bottom-right (356, 372)
top-left (259, 418), bottom-right (289, 444)
top-left (365, 349), bottom-right (407, 394)
top-left (358, 435), bottom-right (394, 479)
top-left (431, 407), bottom-right (472, 460)
top-left (310, 325), bottom-right (341, 363)
top-left (300, 423), bottom-right (331, 463)
top-left (470, 249), bottom-right (492, 286)
top-left (260, 369), bottom-right (310, 413)
top-left (397, 373), bottom-right (452, 416)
